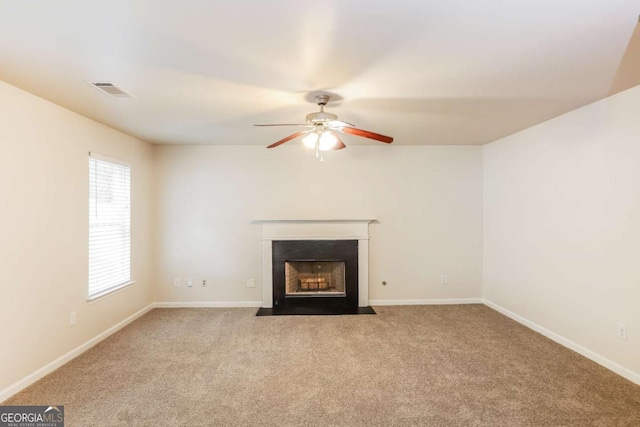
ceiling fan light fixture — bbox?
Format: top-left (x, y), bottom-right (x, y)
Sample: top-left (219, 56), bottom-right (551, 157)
top-left (318, 131), bottom-right (338, 151)
top-left (302, 133), bottom-right (318, 149)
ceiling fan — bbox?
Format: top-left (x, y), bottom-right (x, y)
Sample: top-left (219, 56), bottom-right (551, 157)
top-left (254, 94), bottom-right (393, 161)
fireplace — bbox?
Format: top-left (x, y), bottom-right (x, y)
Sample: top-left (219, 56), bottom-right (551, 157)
top-left (272, 240), bottom-right (358, 308)
top-left (253, 219), bottom-right (375, 310)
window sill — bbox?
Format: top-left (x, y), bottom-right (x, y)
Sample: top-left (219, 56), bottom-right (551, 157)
top-left (87, 281), bottom-right (135, 303)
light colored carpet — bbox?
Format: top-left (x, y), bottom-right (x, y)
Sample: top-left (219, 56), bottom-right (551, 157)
top-left (5, 305), bottom-right (640, 426)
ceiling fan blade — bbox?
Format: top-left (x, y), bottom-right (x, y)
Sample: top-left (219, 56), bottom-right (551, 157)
top-left (254, 123), bottom-right (311, 127)
top-left (340, 126), bottom-right (394, 143)
top-left (266, 130), bottom-right (310, 148)
top-left (333, 134), bottom-right (347, 150)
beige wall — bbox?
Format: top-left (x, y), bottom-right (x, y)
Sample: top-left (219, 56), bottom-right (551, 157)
top-left (0, 81), bottom-right (155, 394)
top-left (483, 85), bottom-right (640, 377)
top-left (153, 145), bottom-right (484, 304)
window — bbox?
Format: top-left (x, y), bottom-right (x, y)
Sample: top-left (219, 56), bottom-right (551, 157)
top-left (88, 153), bottom-right (132, 300)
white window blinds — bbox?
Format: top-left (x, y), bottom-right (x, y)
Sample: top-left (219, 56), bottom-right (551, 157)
top-left (88, 153), bottom-right (131, 299)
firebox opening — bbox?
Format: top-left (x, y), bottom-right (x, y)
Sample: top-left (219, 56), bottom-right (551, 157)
top-left (272, 240), bottom-right (358, 308)
top-left (285, 261), bottom-right (346, 296)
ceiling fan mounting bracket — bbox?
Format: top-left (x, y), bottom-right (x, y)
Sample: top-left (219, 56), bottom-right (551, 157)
top-left (314, 94), bottom-right (330, 106)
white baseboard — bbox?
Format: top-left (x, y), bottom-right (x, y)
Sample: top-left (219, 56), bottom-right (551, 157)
top-left (153, 301), bottom-right (262, 308)
top-left (370, 298), bottom-right (483, 306)
top-left (0, 303), bottom-right (154, 403)
top-left (483, 299), bottom-right (640, 386)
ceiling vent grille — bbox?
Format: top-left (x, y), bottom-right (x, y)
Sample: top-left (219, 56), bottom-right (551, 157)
top-left (90, 82), bottom-right (131, 97)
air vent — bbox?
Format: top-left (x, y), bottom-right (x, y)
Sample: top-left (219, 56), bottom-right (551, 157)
top-left (89, 82), bottom-right (132, 97)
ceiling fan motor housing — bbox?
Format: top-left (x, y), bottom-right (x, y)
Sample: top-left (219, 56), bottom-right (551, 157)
top-left (306, 111), bottom-right (338, 124)
top-left (306, 94), bottom-right (337, 124)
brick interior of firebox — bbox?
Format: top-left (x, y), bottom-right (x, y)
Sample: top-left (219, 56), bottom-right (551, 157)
top-left (285, 261), bottom-right (345, 294)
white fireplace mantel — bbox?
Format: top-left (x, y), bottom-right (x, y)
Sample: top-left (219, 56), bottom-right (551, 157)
top-left (252, 219), bottom-right (376, 308)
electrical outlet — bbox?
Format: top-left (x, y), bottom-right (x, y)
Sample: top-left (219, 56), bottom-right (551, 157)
top-left (202, 280), bottom-right (207, 287)
top-left (440, 274), bottom-right (448, 284)
top-left (246, 279), bottom-right (255, 288)
top-left (187, 278), bottom-right (194, 287)
top-left (174, 278), bottom-right (180, 287)
top-left (70, 311), bottom-right (77, 326)
top-left (617, 323), bottom-right (627, 341)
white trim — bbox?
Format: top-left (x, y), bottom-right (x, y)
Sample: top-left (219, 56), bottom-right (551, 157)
top-left (483, 299), bottom-right (640, 386)
top-left (261, 239), bottom-right (273, 308)
top-left (358, 240), bottom-right (370, 307)
top-left (88, 151), bottom-right (131, 167)
top-left (153, 301), bottom-right (262, 308)
top-left (0, 303), bottom-right (154, 403)
top-left (87, 280), bottom-right (135, 302)
top-left (370, 298), bottom-right (483, 306)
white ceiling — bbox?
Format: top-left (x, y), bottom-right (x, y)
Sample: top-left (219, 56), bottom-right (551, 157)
top-left (1, 1), bottom-right (639, 146)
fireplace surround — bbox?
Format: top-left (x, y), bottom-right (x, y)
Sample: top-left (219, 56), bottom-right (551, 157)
top-left (252, 219), bottom-right (375, 309)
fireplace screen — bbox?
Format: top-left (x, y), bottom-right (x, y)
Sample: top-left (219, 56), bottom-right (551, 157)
top-left (285, 261), bottom-right (346, 296)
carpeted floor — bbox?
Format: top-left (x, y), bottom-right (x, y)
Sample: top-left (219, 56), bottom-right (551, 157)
top-left (5, 305), bottom-right (640, 426)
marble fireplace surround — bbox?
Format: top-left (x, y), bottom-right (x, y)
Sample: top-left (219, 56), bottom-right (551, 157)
top-left (252, 219), bottom-right (375, 308)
